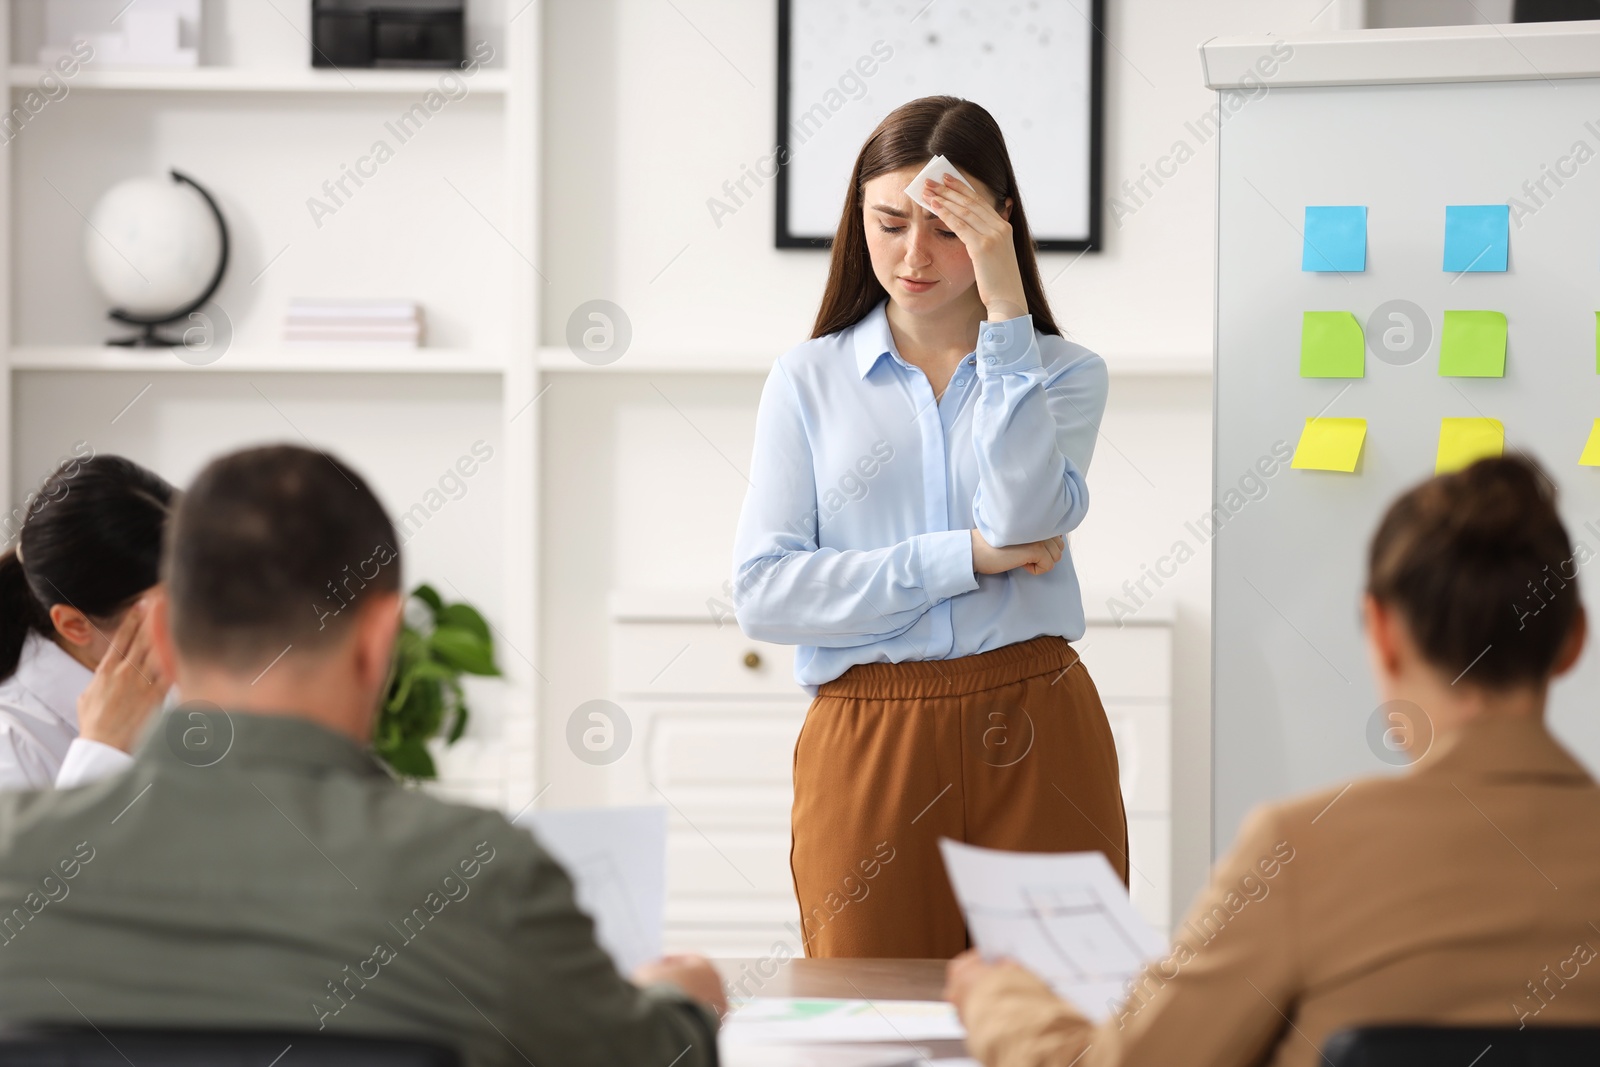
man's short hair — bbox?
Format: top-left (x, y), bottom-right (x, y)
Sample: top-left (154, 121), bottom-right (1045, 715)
top-left (164, 444), bottom-right (401, 671)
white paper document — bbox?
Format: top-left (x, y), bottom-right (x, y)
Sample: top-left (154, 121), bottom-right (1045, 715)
top-left (514, 805), bottom-right (666, 973)
top-left (720, 998), bottom-right (966, 1046)
top-left (722, 1044), bottom-right (930, 1067)
top-left (939, 839), bottom-right (1165, 1022)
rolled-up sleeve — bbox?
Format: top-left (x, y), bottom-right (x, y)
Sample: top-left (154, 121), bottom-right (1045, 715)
top-left (731, 361), bottom-right (978, 647)
top-left (969, 316), bottom-right (1109, 547)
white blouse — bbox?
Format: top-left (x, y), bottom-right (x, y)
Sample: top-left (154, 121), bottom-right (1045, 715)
top-left (0, 631), bottom-right (134, 790)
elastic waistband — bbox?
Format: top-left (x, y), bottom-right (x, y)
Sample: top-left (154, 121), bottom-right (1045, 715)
top-left (816, 635), bottom-right (1080, 700)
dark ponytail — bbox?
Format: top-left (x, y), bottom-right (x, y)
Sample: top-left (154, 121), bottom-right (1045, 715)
top-left (0, 454), bottom-right (175, 681)
top-left (0, 551), bottom-right (49, 679)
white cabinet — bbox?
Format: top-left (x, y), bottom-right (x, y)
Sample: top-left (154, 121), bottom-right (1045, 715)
top-left (610, 591), bottom-right (1175, 954)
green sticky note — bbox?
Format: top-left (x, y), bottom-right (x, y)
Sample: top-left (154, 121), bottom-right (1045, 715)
top-left (1291, 417), bottom-right (1366, 472)
top-left (1439, 310), bottom-right (1507, 377)
top-left (1300, 312), bottom-right (1364, 378)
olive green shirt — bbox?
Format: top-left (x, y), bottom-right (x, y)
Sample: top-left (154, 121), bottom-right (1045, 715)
top-left (0, 709), bottom-right (718, 1067)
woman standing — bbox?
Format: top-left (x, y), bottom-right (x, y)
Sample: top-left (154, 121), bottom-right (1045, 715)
top-left (0, 454), bottom-right (175, 790)
top-left (732, 96), bottom-right (1125, 958)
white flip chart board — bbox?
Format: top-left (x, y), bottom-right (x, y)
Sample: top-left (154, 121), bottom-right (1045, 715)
top-left (1202, 22), bottom-right (1600, 854)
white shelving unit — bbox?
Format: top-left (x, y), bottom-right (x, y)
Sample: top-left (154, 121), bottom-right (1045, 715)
top-left (6, 65), bottom-right (512, 94)
top-left (0, 0), bottom-right (541, 811)
top-left (1, 0), bottom-right (1205, 861)
top-left (10, 346), bottom-right (507, 373)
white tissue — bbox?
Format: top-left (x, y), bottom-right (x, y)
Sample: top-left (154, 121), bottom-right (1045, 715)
top-left (904, 154), bottom-right (975, 213)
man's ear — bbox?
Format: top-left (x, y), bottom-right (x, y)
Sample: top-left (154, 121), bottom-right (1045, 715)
top-left (1554, 605), bottom-right (1587, 677)
top-left (147, 589), bottom-right (179, 683)
top-left (48, 603), bottom-right (95, 650)
top-left (354, 591), bottom-right (403, 695)
top-left (1001, 196), bottom-right (1013, 222)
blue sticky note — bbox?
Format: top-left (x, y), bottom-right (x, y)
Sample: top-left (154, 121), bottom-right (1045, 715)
top-left (1443, 204), bottom-right (1509, 272)
top-left (1302, 206), bottom-right (1367, 272)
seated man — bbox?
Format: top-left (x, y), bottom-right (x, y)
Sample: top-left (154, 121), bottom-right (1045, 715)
top-left (946, 454), bottom-right (1600, 1067)
top-left (0, 444), bottom-right (725, 1067)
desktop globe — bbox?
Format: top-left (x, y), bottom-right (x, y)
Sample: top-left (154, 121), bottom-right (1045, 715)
top-left (85, 170), bottom-right (229, 347)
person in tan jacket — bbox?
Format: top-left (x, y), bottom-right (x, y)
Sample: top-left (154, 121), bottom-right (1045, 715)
top-left (945, 454), bottom-right (1600, 1067)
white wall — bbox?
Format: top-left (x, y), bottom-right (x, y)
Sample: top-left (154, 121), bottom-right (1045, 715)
top-left (538, 0), bottom-right (1350, 920)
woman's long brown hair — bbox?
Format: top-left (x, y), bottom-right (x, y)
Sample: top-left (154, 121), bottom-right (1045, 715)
top-left (811, 95), bottom-right (1062, 340)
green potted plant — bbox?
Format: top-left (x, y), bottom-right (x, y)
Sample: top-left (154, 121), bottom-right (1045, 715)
top-left (377, 583), bottom-right (500, 779)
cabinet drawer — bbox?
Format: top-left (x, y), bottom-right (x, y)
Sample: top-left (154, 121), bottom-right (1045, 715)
top-left (1078, 624), bottom-right (1172, 700)
top-left (613, 621), bottom-right (806, 697)
top-left (1128, 815), bottom-right (1171, 934)
top-left (1105, 701), bottom-right (1171, 816)
top-left (667, 826), bottom-right (796, 897)
top-left (648, 710), bottom-right (805, 787)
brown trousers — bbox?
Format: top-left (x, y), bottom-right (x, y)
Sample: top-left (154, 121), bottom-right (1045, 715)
top-left (789, 635), bottom-right (1128, 959)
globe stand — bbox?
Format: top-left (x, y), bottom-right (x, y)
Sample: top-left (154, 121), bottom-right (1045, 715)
top-left (107, 319), bottom-right (189, 348)
top-left (104, 169), bottom-right (230, 348)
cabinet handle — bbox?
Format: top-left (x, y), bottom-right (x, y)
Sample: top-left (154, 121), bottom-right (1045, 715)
top-left (742, 650), bottom-right (762, 670)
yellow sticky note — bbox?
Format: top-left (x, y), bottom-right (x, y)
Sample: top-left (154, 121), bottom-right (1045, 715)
top-left (1291, 417), bottom-right (1366, 472)
top-left (1580, 420), bottom-right (1600, 466)
top-left (1436, 418), bottom-right (1504, 473)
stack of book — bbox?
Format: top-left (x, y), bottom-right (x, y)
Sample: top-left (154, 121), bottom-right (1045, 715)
top-left (284, 299), bottom-right (424, 347)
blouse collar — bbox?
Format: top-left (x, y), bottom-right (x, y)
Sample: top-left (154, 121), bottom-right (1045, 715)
top-left (11, 630), bottom-right (93, 728)
top-left (851, 298), bottom-right (899, 379)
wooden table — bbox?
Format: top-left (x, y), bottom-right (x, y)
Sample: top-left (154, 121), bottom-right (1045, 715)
top-left (712, 958), bottom-right (969, 1059)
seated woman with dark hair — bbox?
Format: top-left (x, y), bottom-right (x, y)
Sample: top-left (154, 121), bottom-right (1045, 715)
top-left (0, 453), bottom-right (175, 790)
top-left (946, 454), bottom-right (1600, 1067)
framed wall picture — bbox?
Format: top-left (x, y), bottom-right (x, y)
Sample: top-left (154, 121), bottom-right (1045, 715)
top-left (775, 0), bottom-right (1104, 251)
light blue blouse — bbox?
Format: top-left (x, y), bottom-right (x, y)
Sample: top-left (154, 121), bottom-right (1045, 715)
top-left (732, 297), bottom-right (1110, 693)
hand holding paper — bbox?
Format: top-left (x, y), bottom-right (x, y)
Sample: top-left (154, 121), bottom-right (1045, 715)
top-left (514, 805), bottom-right (666, 974)
top-left (938, 839), bottom-right (1163, 1022)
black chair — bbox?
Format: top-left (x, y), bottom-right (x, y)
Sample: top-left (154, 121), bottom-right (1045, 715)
top-left (0, 1028), bottom-right (460, 1066)
top-left (1324, 1025), bottom-right (1600, 1066)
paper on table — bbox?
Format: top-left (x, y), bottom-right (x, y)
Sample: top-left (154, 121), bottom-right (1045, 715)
top-left (1438, 310), bottom-right (1507, 377)
top-left (722, 1042), bottom-right (930, 1067)
top-left (1300, 311), bottom-right (1364, 377)
top-left (720, 999), bottom-right (965, 1046)
top-left (938, 839), bottom-right (1164, 1022)
top-left (1301, 206), bottom-right (1367, 272)
top-left (905, 154), bottom-right (975, 213)
top-left (1436, 417), bottom-right (1504, 474)
top-left (1290, 417), bottom-right (1366, 472)
top-left (514, 805), bottom-right (665, 973)
top-left (1443, 204), bottom-right (1509, 272)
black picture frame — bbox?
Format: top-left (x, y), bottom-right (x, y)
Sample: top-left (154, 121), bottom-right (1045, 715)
top-left (774, 0), bottom-right (1105, 252)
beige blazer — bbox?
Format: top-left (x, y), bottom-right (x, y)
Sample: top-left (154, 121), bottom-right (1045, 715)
top-left (964, 714), bottom-right (1600, 1067)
